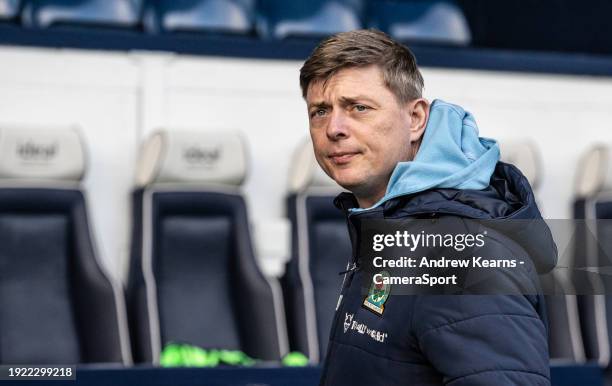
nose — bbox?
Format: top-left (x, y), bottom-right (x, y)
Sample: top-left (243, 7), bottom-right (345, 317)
top-left (326, 109), bottom-right (350, 140)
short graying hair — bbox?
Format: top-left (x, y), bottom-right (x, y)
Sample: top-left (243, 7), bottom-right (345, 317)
top-left (299, 29), bottom-right (424, 104)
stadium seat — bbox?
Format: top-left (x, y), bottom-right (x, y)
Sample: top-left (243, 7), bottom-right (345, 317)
top-left (0, 0), bottom-right (20, 20)
top-left (21, 0), bottom-right (142, 29)
top-left (367, 0), bottom-right (471, 45)
top-left (499, 140), bottom-right (542, 190)
top-left (282, 139), bottom-right (349, 363)
top-left (0, 126), bottom-right (132, 365)
top-left (142, 0), bottom-right (255, 35)
top-left (500, 139), bottom-right (586, 363)
top-left (573, 145), bottom-right (612, 369)
top-left (127, 129), bottom-right (289, 363)
top-left (256, 0), bottom-right (363, 40)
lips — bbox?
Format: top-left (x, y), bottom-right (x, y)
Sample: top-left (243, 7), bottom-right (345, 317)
top-left (329, 151), bottom-right (360, 165)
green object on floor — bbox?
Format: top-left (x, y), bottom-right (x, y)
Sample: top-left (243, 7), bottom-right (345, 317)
top-left (282, 351), bottom-right (309, 367)
top-left (160, 344), bottom-right (256, 367)
top-left (159, 343), bottom-right (183, 367)
top-left (217, 349), bottom-right (256, 366)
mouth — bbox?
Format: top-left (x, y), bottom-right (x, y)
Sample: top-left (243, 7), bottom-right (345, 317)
top-left (328, 151), bottom-right (360, 165)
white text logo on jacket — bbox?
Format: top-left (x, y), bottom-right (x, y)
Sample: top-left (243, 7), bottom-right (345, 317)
top-left (343, 313), bottom-right (388, 343)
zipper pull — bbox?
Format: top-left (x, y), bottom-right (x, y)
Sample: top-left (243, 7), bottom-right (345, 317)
top-left (338, 262), bottom-right (359, 275)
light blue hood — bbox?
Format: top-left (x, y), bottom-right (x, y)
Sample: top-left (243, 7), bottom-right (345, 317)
top-left (354, 99), bottom-right (500, 211)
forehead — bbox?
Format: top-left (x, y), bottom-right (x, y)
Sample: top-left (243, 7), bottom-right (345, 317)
top-left (306, 65), bottom-right (388, 102)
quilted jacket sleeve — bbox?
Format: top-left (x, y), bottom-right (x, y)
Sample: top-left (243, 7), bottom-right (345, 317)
top-left (412, 235), bottom-right (551, 386)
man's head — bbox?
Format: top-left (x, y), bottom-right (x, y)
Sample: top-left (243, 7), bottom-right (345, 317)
top-left (300, 29), bottom-right (429, 208)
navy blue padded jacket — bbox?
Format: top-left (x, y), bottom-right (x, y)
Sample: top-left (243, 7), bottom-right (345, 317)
top-left (319, 162), bottom-right (557, 386)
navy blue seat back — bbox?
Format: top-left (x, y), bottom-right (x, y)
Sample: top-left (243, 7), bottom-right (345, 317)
top-left (282, 140), bottom-right (350, 363)
top-left (127, 130), bottom-right (288, 363)
top-left (594, 200), bottom-right (612, 369)
top-left (129, 190), bottom-right (286, 360)
top-left (284, 193), bottom-right (351, 363)
top-left (0, 189), bottom-right (129, 364)
top-left (573, 197), bottom-right (611, 367)
top-left (143, 0), bottom-right (255, 34)
top-left (367, 0), bottom-right (471, 45)
top-left (256, 0), bottom-right (363, 40)
top-left (22, 0), bottom-right (142, 29)
top-left (500, 140), bottom-right (586, 363)
top-left (572, 146), bottom-right (612, 368)
top-left (0, 127), bottom-right (131, 365)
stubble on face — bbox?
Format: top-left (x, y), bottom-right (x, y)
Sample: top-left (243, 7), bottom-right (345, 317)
top-left (306, 66), bottom-right (413, 207)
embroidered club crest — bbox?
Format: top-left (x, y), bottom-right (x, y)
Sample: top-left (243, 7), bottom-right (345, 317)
top-left (363, 271), bottom-right (391, 316)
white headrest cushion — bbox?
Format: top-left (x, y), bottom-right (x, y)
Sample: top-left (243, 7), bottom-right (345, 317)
top-left (288, 138), bottom-right (340, 193)
top-left (499, 139), bottom-right (542, 190)
top-left (575, 144), bottom-right (612, 198)
top-left (136, 129), bottom-right (248, 186)
top-left (0, 126), bottom-right (85, 181)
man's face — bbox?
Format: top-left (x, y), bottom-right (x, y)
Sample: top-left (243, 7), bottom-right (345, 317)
top-left (306, 65), bottom-right (414, 204)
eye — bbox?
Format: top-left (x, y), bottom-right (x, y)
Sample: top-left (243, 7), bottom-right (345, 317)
top-left (311, 108), bottom-right (327, 118)
top-left (354, 104), bottom-right (369, 112)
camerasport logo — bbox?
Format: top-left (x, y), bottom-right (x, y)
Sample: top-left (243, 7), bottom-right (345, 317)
top-left (343, 313), bottom-right (388, 343)
top-left (182, 146), bottom-right (220, 167)
top-left (17, 141), bottom-right (58, 162)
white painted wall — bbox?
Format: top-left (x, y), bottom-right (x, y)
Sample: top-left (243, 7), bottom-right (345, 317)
top-left (0, 45), bottom-right (611, 282)
top-left (0, 47), bottom-right (140, 281)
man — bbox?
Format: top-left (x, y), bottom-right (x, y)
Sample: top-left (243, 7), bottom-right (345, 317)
top-left (299, 30), bottom-right (557, 385)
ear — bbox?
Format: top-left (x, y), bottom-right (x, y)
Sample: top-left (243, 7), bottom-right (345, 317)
top-left (406, 98), bottom-right (429, 144)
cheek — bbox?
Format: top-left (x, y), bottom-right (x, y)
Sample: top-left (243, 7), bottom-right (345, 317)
top-left (363, 129), bottom-right (394, 156)
top-left (309, 138), bottom-right (330, 169)
top-left (313, 143), bottom-right (329, 165)
top-left (309, 131), bottom-right (324, 152)
top-left (367, 129), bottom-right (410, 167)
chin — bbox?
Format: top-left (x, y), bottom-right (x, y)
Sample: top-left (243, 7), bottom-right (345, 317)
top-left (330, 171), bottom-right (367, 191)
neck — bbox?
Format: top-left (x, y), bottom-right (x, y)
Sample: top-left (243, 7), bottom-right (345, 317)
top-left (355, 189), bottom-right (386, 209)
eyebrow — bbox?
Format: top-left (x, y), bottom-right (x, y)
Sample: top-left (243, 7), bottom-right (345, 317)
top-left (339, 95), bottom-right (377, 105)
top-left (308, 95), bottom-right (377, 110)
top-left (307, 101), bottom-right (331, 110)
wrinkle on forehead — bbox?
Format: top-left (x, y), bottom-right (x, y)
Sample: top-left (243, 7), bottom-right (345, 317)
top-left (306, 65), bottom-right (386, 103)
top-left (306, 66), bottom-right (406, 113)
